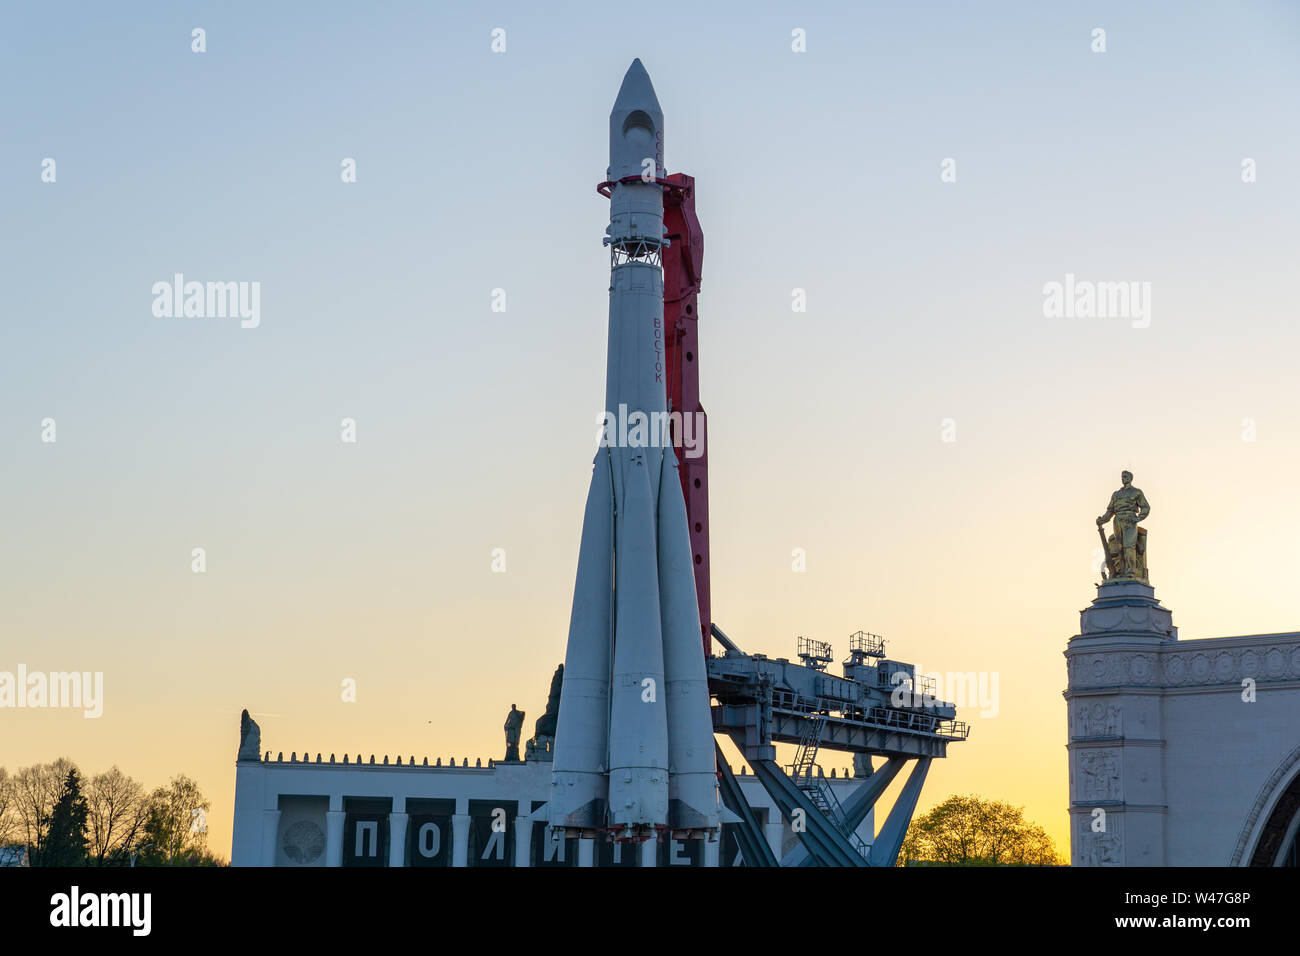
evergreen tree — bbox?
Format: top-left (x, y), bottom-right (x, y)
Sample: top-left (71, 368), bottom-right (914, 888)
top-left (42, 769), bottom-right (89, 866)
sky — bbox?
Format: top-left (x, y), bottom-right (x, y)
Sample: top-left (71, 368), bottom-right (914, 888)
top-left (3, 1), bottom-right (1299, 862)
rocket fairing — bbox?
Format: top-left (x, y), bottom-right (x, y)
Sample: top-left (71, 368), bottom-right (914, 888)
top-left (550, 60), bottom-right (721, 843)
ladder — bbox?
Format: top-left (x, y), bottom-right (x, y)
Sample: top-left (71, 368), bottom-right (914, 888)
top-left (789, 713), bottom-right (825, 779)
top-left (789, 713), bottom-right (870, 859)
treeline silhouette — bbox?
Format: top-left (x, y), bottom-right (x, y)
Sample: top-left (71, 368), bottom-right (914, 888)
top-left (0, 758), bottom-right (224, 867)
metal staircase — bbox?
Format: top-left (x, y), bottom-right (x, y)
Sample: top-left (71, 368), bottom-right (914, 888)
top-left (789, 713), bottom-right (824, 778)
top-left (801, 776), bottom-right (869, 858)
top-left (786, 713), bottom-right (871, 860)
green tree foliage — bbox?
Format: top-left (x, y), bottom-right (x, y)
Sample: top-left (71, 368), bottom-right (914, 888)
top-left (138, 774), bottom-right (214, 866)
top-left (899, 794), bottom-right (1063, 866)
top-left (1, 761), bottom-right (224, 866)
top-left (42, 769), bottom-right (90, 866)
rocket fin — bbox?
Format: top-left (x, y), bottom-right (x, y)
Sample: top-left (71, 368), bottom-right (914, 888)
top-left (550, 450), bottom-right (616, 830)
top-left (657, 446), bottom-right (721, 833)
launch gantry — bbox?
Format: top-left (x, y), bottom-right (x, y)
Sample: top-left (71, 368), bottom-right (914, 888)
top-left (708, 625), bottom-right (968, 866)
top-left (659, 157), bottom-right (969, 867)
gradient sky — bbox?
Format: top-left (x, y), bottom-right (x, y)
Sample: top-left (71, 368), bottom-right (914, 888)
top-left (3, 1), bottom-right (1299, 861)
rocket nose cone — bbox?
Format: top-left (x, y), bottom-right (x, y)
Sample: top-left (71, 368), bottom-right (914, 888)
top-left (609, 58), bottom-right (663, 179)
top-left (612, 58), bottom-right (662, 117)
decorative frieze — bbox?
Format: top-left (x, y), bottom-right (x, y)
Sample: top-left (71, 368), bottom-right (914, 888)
top-left (1077, 748), bottom-right (1121, 801)
top-left (1075, 814), bottom-right (1123, 867)
top-left (1076, 702), bottom-right (1121, 738)
top-left (1070, 642), bottom-right (1300, 691)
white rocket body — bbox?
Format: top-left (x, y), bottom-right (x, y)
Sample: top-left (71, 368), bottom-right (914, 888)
top-left (550, 60), bottom-right (720, 841)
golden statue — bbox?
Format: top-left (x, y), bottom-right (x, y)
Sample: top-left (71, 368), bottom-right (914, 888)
top-left (1096, 471), bottom-right (1151, 583)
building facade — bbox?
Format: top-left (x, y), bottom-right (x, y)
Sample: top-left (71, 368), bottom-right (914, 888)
top-left (1065, 579), bottom-right (1300, 866)
top-left (230, 743), bottom-right (872, 868)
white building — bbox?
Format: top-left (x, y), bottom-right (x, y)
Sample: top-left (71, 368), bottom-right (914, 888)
top-left (1065, 579), bottom-right (1300, 866)
top-left (230, 738), bottom-right (872, 867)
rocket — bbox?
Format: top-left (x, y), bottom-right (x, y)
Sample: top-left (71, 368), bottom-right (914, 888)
top-left (550, 60), bottom-right (720, 842)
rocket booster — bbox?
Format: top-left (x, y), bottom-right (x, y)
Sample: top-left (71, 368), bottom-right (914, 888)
top-left (550, 60), bottom-right (720, 842)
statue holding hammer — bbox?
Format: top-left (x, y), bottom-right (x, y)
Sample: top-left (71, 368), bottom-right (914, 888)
top-left (1097, 470), bottom-right (1151, 583)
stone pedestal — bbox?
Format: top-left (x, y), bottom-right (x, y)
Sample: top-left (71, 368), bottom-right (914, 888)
top-left (1064, 580), bottom-right (1175, 866)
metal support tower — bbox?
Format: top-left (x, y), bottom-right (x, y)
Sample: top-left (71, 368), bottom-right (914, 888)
top-left (663, 174), bottom-right (711, 657)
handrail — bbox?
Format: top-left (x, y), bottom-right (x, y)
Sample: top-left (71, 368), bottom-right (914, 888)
top-left (766, 693), bottom-right (971, 740)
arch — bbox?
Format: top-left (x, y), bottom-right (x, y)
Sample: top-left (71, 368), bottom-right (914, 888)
top-left (1230, 743), bottom-right (1300, 866)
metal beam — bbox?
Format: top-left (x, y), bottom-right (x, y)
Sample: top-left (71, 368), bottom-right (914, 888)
top-left (712, 707), bottom-right (958, 759)
top-left (781, 756), bottom-right (908, 867)
top-left (735, 739), bottom-right (867, 867)
top-left (869, 756), bottom-right (931, 867)
top-left (710, 623), bottom-right (742, 654)
top-left (713, 741), bottom-right (778, 867)
top-left (768, 711), bottom-right (955, 757)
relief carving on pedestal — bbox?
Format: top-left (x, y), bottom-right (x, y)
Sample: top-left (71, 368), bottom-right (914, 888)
top-left (1125, 654), bottom-right (1155, 682)
top-left (1078, 819), bottom-right (1123, 867)
top-left (1078, 749), bottom-right (1121, 801)
top-left (1076, 702), bottom-right (1121, 738)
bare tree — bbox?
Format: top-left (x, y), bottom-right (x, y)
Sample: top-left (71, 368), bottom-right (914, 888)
top-left (11, 758), bottom-right (79, 863)
top-left (85, 767), bottom-right (147, 865)
top-left (0, 768), bottom-right (20, 846)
